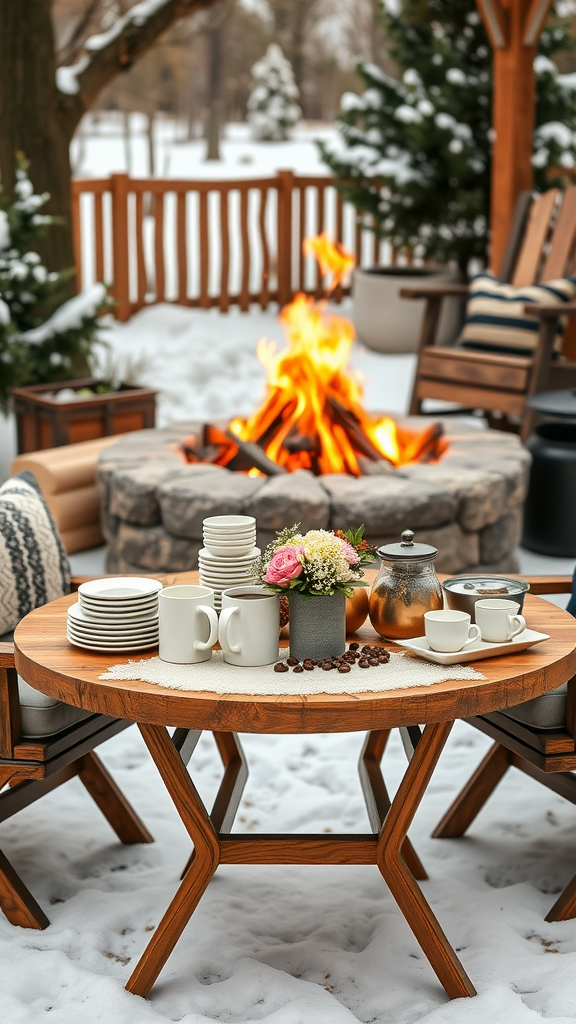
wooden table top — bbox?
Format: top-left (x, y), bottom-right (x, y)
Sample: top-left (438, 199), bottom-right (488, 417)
top-left (14, 572), bottom-right (576, 734)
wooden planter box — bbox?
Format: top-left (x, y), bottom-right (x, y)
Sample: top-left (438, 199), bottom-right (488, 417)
top-left (12, 378), bottom-right (157, 454)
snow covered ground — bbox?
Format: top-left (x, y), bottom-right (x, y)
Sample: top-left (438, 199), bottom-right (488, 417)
top-left (71, 116), bottom-right (337, 181)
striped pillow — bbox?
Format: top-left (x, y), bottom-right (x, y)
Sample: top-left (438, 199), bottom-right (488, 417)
top-left (0, 471), bottom-right (70, 635)
top-left (459, 272), bottom-right (576, 354)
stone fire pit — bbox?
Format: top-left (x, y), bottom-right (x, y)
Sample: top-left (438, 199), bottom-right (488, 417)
top-left (97, 418), bottom-right (531, 576)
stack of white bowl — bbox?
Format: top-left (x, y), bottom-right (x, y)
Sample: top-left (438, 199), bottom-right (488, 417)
top-left (67, 577), bottom-right (161, 652)
top-left (199, 515), bottom-right (260, 611)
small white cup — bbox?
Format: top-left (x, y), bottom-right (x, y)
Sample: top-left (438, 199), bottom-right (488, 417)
top-left (218, 585), bottom-right (279, 666)
top-left (159, 585), bottom-right (219, 664)
top-left (424, 610), bottom-right (481, 653)
top-left (475, 599), bottom-right (526, 643)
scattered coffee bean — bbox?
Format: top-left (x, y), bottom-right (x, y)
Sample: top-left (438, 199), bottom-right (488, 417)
top-left (310, 659), bottom-right (319, 666)
top-left (287, 656), bottom-right (298, 666)
top-left (321, 661), bottom-right (334, 670)
top-left (368, 658), bottom-right (380, 667)
top-left (293, 664), bottom-right (304, 673)
top-left (358, 658), bottom-right (370, 668)
top-left (274, 662), bottom-right (289, 673)
top-left (338, 663), bottom-right (351, 673)
top-left (303, 661), bottom-right (314, 670)
top-left (349, 642), bottom-right (359, 650)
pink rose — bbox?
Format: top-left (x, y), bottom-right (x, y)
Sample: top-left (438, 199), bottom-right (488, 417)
top-left (263, 545), bottom-right (304, 586)
top-left (339, 538), bottom-right (361, 566)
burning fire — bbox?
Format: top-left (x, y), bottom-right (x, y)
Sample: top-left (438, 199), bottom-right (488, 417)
top-left (182, 236), bottom-right (446, 476)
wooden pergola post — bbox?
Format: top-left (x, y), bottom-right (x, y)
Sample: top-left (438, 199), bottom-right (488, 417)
top-left (476, 0), bottom-right (554, 273)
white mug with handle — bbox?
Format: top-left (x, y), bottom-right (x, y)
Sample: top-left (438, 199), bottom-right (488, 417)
top-left (219, 585), bottom-right (279, 666)
top-left (475, 599), bottom-right (526, 643)
top-left (159, 585), bottom-right (219, 664)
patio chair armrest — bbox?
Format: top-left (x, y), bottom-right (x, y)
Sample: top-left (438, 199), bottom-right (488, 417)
top-left (524, 303), bottom-right (576, 320)
top-left (0, 644), bottom-right (20, 759)
top-left (0, 641), bottom-right (15, 668)
top-left (400, 285), bottom-right (470, 300)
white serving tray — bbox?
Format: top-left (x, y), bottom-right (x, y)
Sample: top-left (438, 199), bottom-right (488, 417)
top-left (395, 628), bottom-right (549, 665)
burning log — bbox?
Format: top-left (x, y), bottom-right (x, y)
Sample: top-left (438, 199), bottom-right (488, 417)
top-left (326, 396), bottom-right (394, 468)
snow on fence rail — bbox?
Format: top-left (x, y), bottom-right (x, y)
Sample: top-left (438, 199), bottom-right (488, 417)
top-left (71, 171), bottom-right (400, 321)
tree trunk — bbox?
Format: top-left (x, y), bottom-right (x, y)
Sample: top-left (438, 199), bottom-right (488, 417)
top-left (204, 18), bottom-right (224, 161)
top-left (0, 0), bottom-right (75, 274)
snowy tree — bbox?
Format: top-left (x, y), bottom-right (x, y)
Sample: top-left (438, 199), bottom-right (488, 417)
top-left (320, 0), bottom-right (576, 270)
top-left (247, 43), bottom-right (301, 141)
top-left (0, 160), bottom-right (108, 412)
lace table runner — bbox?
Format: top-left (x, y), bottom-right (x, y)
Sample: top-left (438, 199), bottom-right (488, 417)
top-left (100, 650), bottom-right (484, 696)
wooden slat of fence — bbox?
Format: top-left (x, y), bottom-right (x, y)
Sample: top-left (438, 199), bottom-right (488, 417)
top-left (240, 186), bottom-right (250, 311)
top-left (94, 192), bottom-right (104, 283)
top-left (220, 189), bottom-right (230, 313)
top-left (298, 185), bottom-right (306, 291)
top-left (259, 186), bottom-right (270, 310)
top-left (135, 191), bottom-right (147, 307)
top-left (355, 220), bottom-right (362, 266)
top-left (154, 191), bottom-right (165, 302)
top-left (315, 184), bottom-right (325, 295)
top-left (333, 193), bottom-right (344, 304)
top-left (110, 173), bottom-right (130, 321)
top-left (176, 191), bottom-right (188, 305)
top-left (199, 190), bottom-right (209, 308)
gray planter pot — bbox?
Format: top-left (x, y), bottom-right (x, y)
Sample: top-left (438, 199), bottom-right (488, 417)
top-left (352, 265), bottom-right (463, 354)
top-left (288, 590), bottom-right (346, 661)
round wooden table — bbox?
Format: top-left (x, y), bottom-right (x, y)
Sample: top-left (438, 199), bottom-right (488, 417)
top-left (14, 577), bottom-right (576, 1003)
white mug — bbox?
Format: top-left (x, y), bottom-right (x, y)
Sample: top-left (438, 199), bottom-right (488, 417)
top-left (159, 585), bottom-right (219, 664)
top-left (219, 585), bottom-right (279, 666)
top-left (475, 599), bottom-right (526, 643)
top-left (424, 610), bottom-right (481, 653)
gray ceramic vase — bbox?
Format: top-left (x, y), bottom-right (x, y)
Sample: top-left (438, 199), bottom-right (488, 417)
top-left (288, 590), bottom-right (346, 662)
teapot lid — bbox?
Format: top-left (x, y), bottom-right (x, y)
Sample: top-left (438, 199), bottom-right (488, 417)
top-left (376, 529), bottom-right (438, 561)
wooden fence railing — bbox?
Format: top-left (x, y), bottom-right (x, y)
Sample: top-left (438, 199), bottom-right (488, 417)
top-left (71, 170), bottom-right (395, 321)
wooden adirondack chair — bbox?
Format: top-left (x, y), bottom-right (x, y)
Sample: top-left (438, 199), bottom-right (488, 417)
top-left (0, 576), bottom-right (153, 930)
top-left (403, 188), bottom-right (576, 439)
top-left (433, 574), bottom-right (576, 923)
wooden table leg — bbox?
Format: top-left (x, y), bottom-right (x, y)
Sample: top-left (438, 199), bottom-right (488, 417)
top-left (377, 721), bottom-right (476, 1000)
top-left (359, 731), bottom-right (427, 881)
top-left (126, 724), bottom-right (220, 998)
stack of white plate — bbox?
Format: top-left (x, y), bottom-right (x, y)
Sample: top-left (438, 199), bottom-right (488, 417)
top-left (199, 515), bottom-right (260, 611)
top-left (67, 577), bottom-right (162, 652)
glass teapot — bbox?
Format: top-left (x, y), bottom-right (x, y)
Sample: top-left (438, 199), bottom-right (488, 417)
top-left (369, 529), bottom-right (443, 640)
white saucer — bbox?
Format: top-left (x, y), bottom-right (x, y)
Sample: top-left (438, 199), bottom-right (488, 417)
top-left (67, 618), bottom-right (158, 638)
top-left (198, 547), bottom-right (260, 563)
top-left (68, 602), bottom-right (157, 626)
top-left (395, 628), bottom-right (550, 665)
top-left (78, 577), bottom-right (162, 601)
top-left (79, 596), bottom-right (158, 614)
top-left (67, 632), bottom-right (158, 653)
top-left (68, 631), bottom-right (158, 647)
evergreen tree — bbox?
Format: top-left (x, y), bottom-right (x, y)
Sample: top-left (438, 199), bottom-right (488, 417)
top-left (0, 159), bottom-right (108, 413)
top-left (320, 0), bottom-right (576, 270)
top-left (247, 43), bottom-right (302, 141)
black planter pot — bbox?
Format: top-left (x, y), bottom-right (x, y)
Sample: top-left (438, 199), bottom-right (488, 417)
top-left (522, 422), bottom-right (576, 557)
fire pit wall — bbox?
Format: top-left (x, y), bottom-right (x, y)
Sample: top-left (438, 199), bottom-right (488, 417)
top-left (98, 419), bottom-right (531, 577)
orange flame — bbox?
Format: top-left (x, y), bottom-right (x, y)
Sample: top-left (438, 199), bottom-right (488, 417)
top-left (303, 232), bottom-right (355, 292)
top-left (182, 236), bottom-right (446, 477)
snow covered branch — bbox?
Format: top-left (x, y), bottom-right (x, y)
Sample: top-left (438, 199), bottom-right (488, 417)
top-left (57, 0), bottom-right (219, 132)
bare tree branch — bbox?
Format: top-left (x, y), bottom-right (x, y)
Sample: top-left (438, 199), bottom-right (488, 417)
top-left (58, 0), bottom-right (219, 134)
top-left (58, 0), bottom-right (102, 66)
